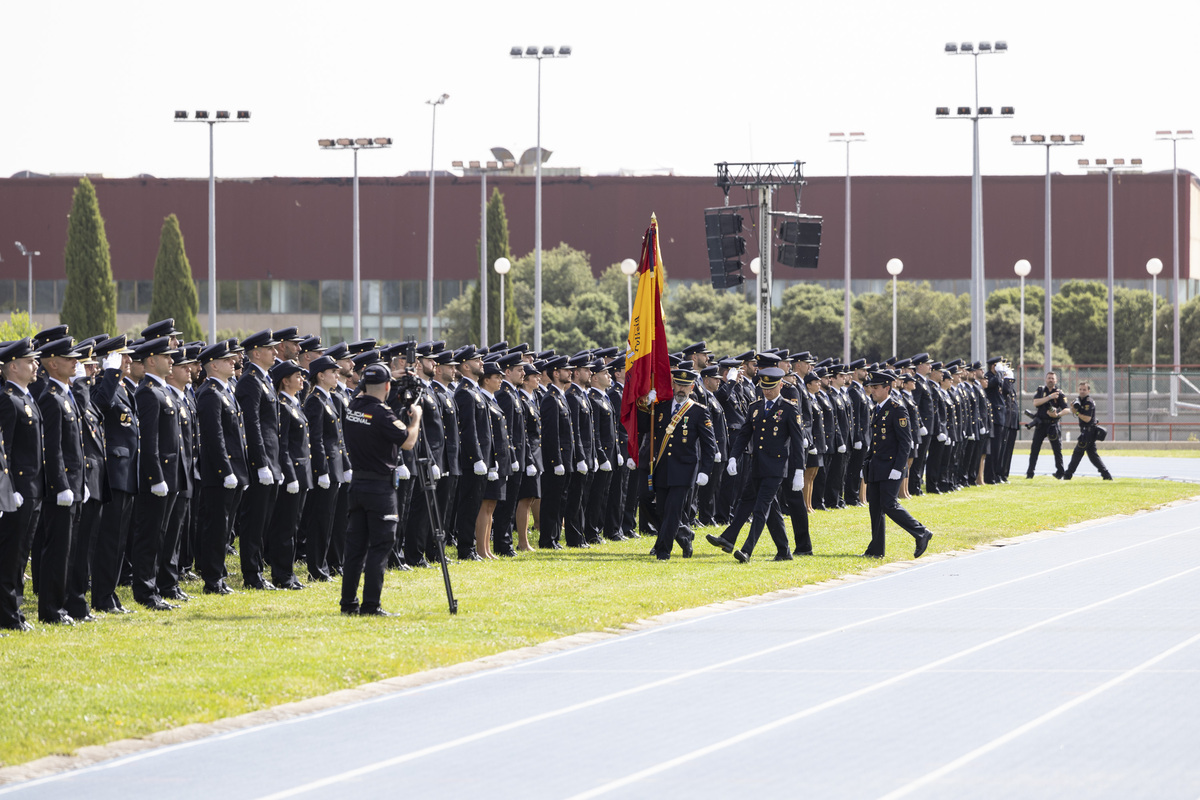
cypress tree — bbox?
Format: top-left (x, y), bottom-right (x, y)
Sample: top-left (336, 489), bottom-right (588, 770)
top-left (60, 177), bottom-right (118, 338)
top-left (148, 213), bottom-right (202, 341)
top-left (470, 187), bottom-right (522, 345)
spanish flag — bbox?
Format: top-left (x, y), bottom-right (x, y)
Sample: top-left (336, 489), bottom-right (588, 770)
top-left (620, 214), bottom-right (672, 465)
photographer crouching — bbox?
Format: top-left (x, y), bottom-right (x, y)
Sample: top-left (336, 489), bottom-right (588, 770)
top-left (340, 363), bottom-right (422, 616)
top-left (1025, 371), bottom-right (1070, 479)
top-left (1063, 380), bottom-right (1113, 481)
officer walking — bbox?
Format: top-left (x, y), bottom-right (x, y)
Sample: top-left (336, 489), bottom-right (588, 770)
top-left (1026, 371), bottom-right (1069, 479)
top-left (1063, 380), bottom-right (1113, 481)
top-left (862, 370), bottom-right (933, 559)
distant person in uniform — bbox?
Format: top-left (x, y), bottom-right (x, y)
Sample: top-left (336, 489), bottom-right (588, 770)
top-left (1063, 380), bottom-right (1113, 481)
top-left (1026, 371), bottom-right (1069, 479)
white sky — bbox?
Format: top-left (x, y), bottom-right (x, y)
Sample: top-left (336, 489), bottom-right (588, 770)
top-left (4, 0), bottom-right (1199, 181)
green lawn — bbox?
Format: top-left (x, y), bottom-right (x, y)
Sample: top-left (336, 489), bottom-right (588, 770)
top-left (1, 477), bottom-right (1195, 768)
top-left (1010, 448), bottom-right (1200, 458)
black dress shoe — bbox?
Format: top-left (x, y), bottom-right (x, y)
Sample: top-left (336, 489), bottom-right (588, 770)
top-left (141, 599), bottom-right (175, 611)
top-left (773, 552), bottom-right (794, 562)
top-left (1102, 474), bottom-right (1114, 481)
top-left (359, 608), bottom-right (399, 617)
top-left (96, 604), bottom-right (134, 614)
top-left (72, 613), bottom-right (99, 623)
top-left (914, 531), bottom-right (933, 558)
top-left (40, 613), bottom-right (76, 625)
top-left (203, 583), bottom-right (234, 595)
top-left (680, 539), bottom-right (693, 558)
top-left (225, 544), bottom-right (237, 555)
top-left (625, 531), bottom-right (641, 539)
top-left (340, 607), bottom-right (359, 616)
top-left (655, 554), bottom-right (670, 561)
top-left (279, 578), bottom-right (306, 590)
top-left (1053, 471), bottom-right (1065, 480)
top-left (181, 569), bottom-right (201, 582)
top-left (164, 588), bottom-right (191, 601)
top-left (244, 580), bottom-right (276, 591)
top-left (862, 551), bottom-right (885, 559)
top-left (706, 533), bottom-right (734, 554)
top-left (496, 550), bottom-right (517, 558)
top-left (793, 549), bottom-right (813, 556)
top-left (459, 552), bottom-right (484, 562)
top-left (394, 562), bottom-right (413, 571)
top-left (733, 549), bottom-right (750, 563)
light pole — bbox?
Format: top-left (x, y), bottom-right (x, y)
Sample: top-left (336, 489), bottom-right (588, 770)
top-left (830, 132), bottom-right (865, 364)
top-left (937, 41), bottom-right (1013, 363)
top-left (887, 258), bottom-right (904, 358)
top-left (13, 242), bottom-right (39, 317)
top-left (1080, 157), bottom-right (1143, 431)
top-left (424, 93), bottom-right (449, 340)
top-left (1012, 133), bottom-right (1085, 373)
top-left (620, 257), bottom-right (638, 319)
top-left (1147, 257), bottom-right (1163, 387)
top-left (494, 257), bottom-right (511, 341)
top-left (174, 109), bottom-right (250, 343)
top-left (1014, 258), bottom-right (1031, 404)
top-left (319, 137), bottom-right (392, 341)
top-left (1155, 130), bottom-right (1192, 413)
top-left (510, 44), bottom-right (571, 352)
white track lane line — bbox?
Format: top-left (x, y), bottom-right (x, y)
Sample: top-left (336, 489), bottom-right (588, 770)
top-left (248, 528), bottom-right (1200, 800)
top-left (876, 629), bottom-right (1200, 800)
top-left (563, 564), bottom-right (1200, 800)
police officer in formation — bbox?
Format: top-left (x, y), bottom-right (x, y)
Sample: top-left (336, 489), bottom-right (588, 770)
top-left (0, 318), bottom-right (1045, 629)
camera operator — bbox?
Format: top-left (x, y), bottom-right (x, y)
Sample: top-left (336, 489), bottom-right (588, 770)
top-left (1025, 371), bottom-right (1069, 479)
top-left (1063, 380), bottom-right (1113, 481)
top-left (340, 363), bottom-right (421, 616)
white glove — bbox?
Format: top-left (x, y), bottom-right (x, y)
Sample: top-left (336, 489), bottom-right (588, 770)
top-left (512, 460), bottom-right (520, 472)
top-left (526, 464), bottom-right (537, 477)
top-left (396, 464), bottom-right (410, 481)
top-left (223, 473), bottom-right (239, 490)
top-left (726, 458), bottom-right (738, 477)
top-left (791, 469), bottom-right (804, 492)
top-left (919, 426), bottom-right (928, 436)
top-left (150, 482), bottom-right (168, 497)
top-left (486, 469), bottom-right (499, 481)
top-left (616, 453), bottom-right (624, 467)
top-left (696, 472), bottom-right (709, 487)
top-left (73, 362), bottom-right (86, 380)
top-left (967, 434), bottom-right (975, 441)
top-left (286, 480), bottom-right (300, 494)
top-left (473, 460), bottom-right (488, 476)
top-left (317, 473), bottom-right (331, 489)
top-left (257, 466), bottom-right (273, 485)
top-left (431, 464), bottom-right (441, 481)
top-left (599, 460), bottom-right (612, 472)
top-left (938, 432), bottom-right (948, 443)
top-left (837, 444), bottom-right (847, 454)
top-left (647, 388), bottom-right (657, 403)
top-left (104, 352), bottom-right (123, 371)
top-left (554, 464), bottom-right (566, 476)
top-left (576, 460), bottom-right (588, 474)
top-left (13, 492), bottom-right (22, 508)
top-left (726, 368), bottom-right (739, 381)
top-left (626, 457), bottom-right (637, 470)
top-left (344, 469), bottom-right (353, 483)
top-left (712, 454), bottom-right (723, 464)
top-left (83, 485), bottom-right (91, 503)
top-left (853, 441), bottom-right (862, 450)
top-left (982, 428), bottom-right (990, 435)
top-left (888, 469), bottom-right (903, 480)
top-left (808, 447), bottom-right (818, 455)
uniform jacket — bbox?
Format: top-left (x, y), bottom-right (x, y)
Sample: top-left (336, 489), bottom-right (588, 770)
top-left (91, 368), bottom-right (140, 495)
top-left (430, 381), bottom-right (460, 476)
top-left (864, 396), bottom-right (913, 482)
top-left (135, 376), bottom-right (184, 493)
top-left (196, 377), bottom-right (249, 487)
top-left (304, 387), bottom-right (347, 484)
top-left (39, 379), bottom-right (86, 497)
top-left (520, 388), bottom-right (543, 474)
top-left (235, 363), bottom-right (282, 479)
top-left (539, 385), bottom-right (574, 471)
top-left (454, 378), bottom-right (492, 472)
top-left (73, 379), bottom-right (110, 503)
top-left (484, 392), bottom-right (513, 478)
top-left (497, 383), bottom-right (526, 472)
top-left (588, 386), bottom-right (616, 466)
top-left (277, 393), bottom-right (313, 491)
top-left (649, 397), bottom-right (716, 486)
top-left (729, 395), bottom-right (805, 479)
top-left (567, 383), bottom-right (596, 470)
top-left (0, 380), bottom-right (43, 499)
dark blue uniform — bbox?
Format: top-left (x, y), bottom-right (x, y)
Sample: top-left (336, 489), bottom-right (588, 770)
top-left (649, 397), bottom-right (716, 560)
top-left (538, 385), bottom-right (574, 548)
top-left (863, 396), bottom-right (931, 558)
top-left (195, 376), bottom-right (248, 591)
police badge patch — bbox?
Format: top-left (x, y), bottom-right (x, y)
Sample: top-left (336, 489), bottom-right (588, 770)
top-left (899, 416), bottom-right (908, 427)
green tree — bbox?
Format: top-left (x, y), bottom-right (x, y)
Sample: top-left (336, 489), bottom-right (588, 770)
top-left (1051, 281), bottom-right (1108, 364)
top-left (61, 177), bottom-right (118, 338)
top-left (772, 283), bottom-right (848, 359)
top-left (854, 282), bottom-right (969, 363)
top-left (148, 214), bottom-right (202, 341)
top-left (0, 311), bottom-right (39, 341)
top-left (468, 188), bottom-right (521, 345)
top-left (1130, 295), bottom-right (1174, 365)
top-left (432, 290), bottom-right (477, 349)
top-left (596, 262), bottom-right (635, 322)
top-left (509, 242), bottom-right (596, 320)
top-left (663, 282), bottom-right (755, 356)
top-left (1113, 286), bottom-right (1153, 364)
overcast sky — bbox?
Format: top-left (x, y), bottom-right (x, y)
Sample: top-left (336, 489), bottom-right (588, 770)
top-left (5, 0), bottom-right (1198, 182)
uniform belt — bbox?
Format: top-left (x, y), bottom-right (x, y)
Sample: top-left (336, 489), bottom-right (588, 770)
top-left (353, 470), bottom-right (393, 483)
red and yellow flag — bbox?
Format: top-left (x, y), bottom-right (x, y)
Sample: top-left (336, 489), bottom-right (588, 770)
top-left (621, 214), bottom-right (672, 465)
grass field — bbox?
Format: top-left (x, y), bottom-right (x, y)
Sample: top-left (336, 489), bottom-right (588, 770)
top-left (1010, 448), bottom-right (1200, 458)
top-left (1, 477), bottom-right (1195, 768)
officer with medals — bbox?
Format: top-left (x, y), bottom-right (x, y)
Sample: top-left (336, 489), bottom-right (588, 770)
top-left (646, 367), bottom-right (716, 561)
top-left (340, 363), bottom-right (421, 616)
top-left (707, 367), bottom-right (805, 562)
top-left (862, 370), bottom-right (934, 559)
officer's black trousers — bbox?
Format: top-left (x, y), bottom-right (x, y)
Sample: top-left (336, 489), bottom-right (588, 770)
top-left (824, 450), bottom-right (846, 509)
top-left (1026, 423), bottom-right (1064, 476)
top-left (159, 493), bottom-right (190, 594)
top-left (268, 489), bottom-right (305, 583)
top-left (564, 471), bottom-right (592, 546)
top-left (341, 486), bottom-right (398, 613)
top-left (717, 472), bottom-right (788, 558)
top-left (92, 490), bottom-right (133, 610)
top-left (604, 462), bottom-right (629, 538)
top-left (421, 475), bottom-right (457, 562)
top-left (454, 473), bottom-right (484, 557)
top-left (329, 482), bottom-right (350, 570)
top-left (865, 478), bottom-right (928, 557)
top-left (584, 469), bottom-right (612, 543)
top-left (1002, 427), bottom-right (1018, 478)
top-left (844, 446), bottom-right (866, 505)
top-left (197, 484), bottom-right (242, 587)
top-left (909, 434), bottom-right (932, 495)
top-left (132, 493), bottom-right (175, 604)
top-left (1066, 437), bottom-right (1111, 478)
top-left (38, 500), bottom-right (80, 622)
top-left (69, 497), bottom-right (103, 618)
top-left (300, 481), bottom-right (339, 578)
top-left (492, 471), bottom-right (524, 554)
top-left (538, 470), bottom-right (567, 546)
top-left (780, 482), bottom-right (810, 553)
top-left (651, 479), bottom-right (691, 559)
top-left (621, 464), bottom-right (640, 536)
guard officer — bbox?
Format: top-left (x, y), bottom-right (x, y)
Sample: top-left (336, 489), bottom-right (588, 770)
top-left (862, 370), bottom-right (934, 559)
top-left (0, 339), bottom-right (43, 631)
top-left (235, 329), bottom-right (283, 588)
top-left (1063, 380), bottom-right (1113, 481)
top-left (1026, 371), bottom-right (1069, 479)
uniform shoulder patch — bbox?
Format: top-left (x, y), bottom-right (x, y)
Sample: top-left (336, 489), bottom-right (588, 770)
top-left (899, 416), bottom-right (908, 427)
